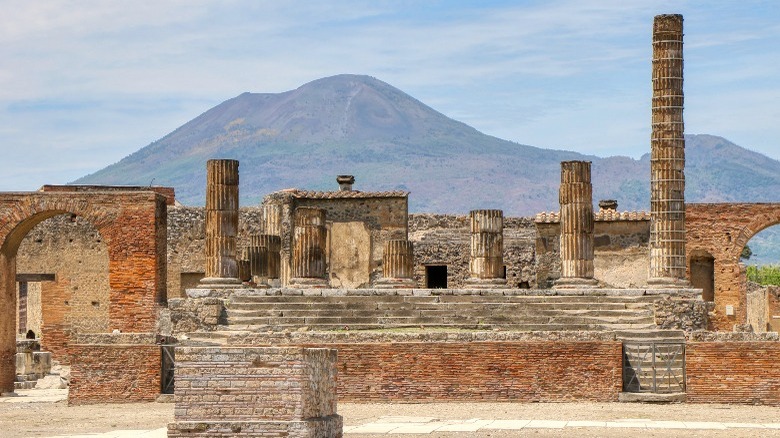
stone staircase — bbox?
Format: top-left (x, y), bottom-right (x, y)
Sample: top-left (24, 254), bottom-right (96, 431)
top-left (185, 294), bottom-right (659, 342)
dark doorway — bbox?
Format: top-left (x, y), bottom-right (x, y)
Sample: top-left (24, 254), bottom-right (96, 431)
top-left (426, 265), bottom-right (447, 289)
top-left (690, 252), bottom-right (715, 301)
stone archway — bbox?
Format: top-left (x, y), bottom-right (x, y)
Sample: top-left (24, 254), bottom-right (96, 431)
top-left (0, 191), bottom-right (167, 393)
top-left (686, 203), bottom-right (780, 330)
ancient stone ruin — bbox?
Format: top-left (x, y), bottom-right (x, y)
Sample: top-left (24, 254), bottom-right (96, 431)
top-left (3, 12), bottom-right (780, 438)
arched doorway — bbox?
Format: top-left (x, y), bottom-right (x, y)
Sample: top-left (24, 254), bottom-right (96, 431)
top-left (0, 191), bottom-right (167, 394)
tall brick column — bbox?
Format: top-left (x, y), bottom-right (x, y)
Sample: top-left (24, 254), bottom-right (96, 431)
top-left (555, 161), bottom-right (598, 289)
top-left (465, 209), bottom-right (507, 288)
top-left (376, 240), bottom-right (416, 288)
top-left (248, 234), bottom-right (281, 287)
top-left (290, 207), bottom-right (329, 288)
top-left (649, 14), bottom-right (688, 287)
top-left (199, 159), bottom-right (241, 287)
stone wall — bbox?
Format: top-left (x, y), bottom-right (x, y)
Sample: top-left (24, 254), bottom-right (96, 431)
top-left (654, 296), bottom-right (713, 331)
top-left (168, 346), bottom-right (342, 437)
top-left (534, 213), bottom-right (650, 288)
top-left (408, 214), bottom-right (536, 289)
top-left (166, 206), bottom-right (264, 297)
top-left (68, 340), bottom-right (161, 405)
top-left (16, 214), bottom-right (110, 363)
top-left (686, 341), bottom-right (780, 405)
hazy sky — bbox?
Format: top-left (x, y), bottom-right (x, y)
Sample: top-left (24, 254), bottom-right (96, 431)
top-left (1, 0), bottom-right (778, 191)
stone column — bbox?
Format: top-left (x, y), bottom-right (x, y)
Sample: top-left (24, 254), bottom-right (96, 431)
top-left (375, 240), bottom-right (416, 288)
top-left (248, 234), bottom-right (281, 287)
top-left (199, 159), bottom-right (241, 287)
top-left (649, 14), bottom-right (688, 286)
top-left (290, 207), bottom-right (329, 288)
top-left (465, 209), bottom-right (507, 288)
top-left (554, 161), bottom-right (598, 288)
top-left (262, 204), bottom-right (283, 237)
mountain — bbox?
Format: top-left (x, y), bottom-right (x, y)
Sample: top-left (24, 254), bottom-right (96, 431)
top-left (75, 74), bottom-right (780, 216)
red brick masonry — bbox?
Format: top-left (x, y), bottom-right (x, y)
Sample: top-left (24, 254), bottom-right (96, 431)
top-left (687, 342), bottom-right (780, 405)
top-left (329, 341), bottom-right (623, 402)
top-left (68, 343), bottom-right (161, 405)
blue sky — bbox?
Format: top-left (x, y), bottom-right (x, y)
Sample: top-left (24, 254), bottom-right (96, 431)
top-left (1, 0), bottom-right (778, 191)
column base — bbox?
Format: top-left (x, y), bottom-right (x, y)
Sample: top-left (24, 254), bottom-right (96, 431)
top-left (464, 278), bottom-right (509, 289)
top-left (374, 277), bottom-right (417, 289)
top-left (196, 277), bottom-right (242, 289)
top-left (253, 277), bottom-right (281, 288)
top-left (288, 277), bottom-right (330, 288)
top-left (553, 277), bottom-right (599, 289)
top-left (647, 277), bottom-right (690, 289)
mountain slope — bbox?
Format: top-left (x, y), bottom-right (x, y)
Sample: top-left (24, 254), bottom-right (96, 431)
top-left (75, 75), bottom-right (780, 215)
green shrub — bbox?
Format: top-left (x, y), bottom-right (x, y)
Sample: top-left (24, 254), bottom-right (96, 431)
top-left (746, 265), bottom-right (780, 286)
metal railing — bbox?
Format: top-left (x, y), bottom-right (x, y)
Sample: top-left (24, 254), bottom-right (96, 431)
top-left (161, 345), bottom-right (175, 394)
top-left (623, 341), bottom-right (685, 393)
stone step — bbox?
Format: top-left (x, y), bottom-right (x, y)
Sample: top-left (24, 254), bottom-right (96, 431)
top-left (227, 294), bottom-right (658, 305)
top-left (14, 381), bottom-right (36, 390)
top-left (225, 301), bottom-right (654, 313)
top-left (218, 322), bottom-right (657, 333)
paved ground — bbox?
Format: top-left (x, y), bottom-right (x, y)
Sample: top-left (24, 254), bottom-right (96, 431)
top-left (4, 389), bottom-right (780, 437)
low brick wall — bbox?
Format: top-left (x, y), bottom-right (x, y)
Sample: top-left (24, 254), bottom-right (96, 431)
top-left (168, 346), bottom-right (342, 437)
top-left (219, 333), bottom-right (622, 403)
top-left (68, 341), bottom-right (161, 405)
top-left (333, 341), bottom-right (622, 402)
top-left (687, 342), bottom-right (780, 405)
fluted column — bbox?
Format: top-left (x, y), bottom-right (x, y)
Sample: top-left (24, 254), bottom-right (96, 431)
top-left (554, 161), bottom-right (598, 288)
top-left (199, 159), bottom-right (241, 287)
top-left (263, 204), bottom-right (282, 237)
top-left (649, 14), bottom-right (688, 286)
top-left (248, 234), bottom-right (281, 287)
top-left (290, 207), bottom-right (329, 288)
top-left (465, 209), bottom-right (507, 288)
top-left (375, 240), bottom-right (416, 288)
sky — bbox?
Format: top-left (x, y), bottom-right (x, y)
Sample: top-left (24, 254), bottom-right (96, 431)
top-left (1, 0), bottom-right (779, 191)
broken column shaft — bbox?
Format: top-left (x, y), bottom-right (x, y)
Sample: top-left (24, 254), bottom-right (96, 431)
top-left (200, 159), bottom-right (241, 286)
top-left (290, 207), bottom-right (329, 287)
top-left (555, 161), bottom-right (598, 288)
top-left (649, 14), bottom-right (688, 286)
top-left (465, 209), bottom-right (507, 288)
top-left (376, 239), bottom-right (415, 288)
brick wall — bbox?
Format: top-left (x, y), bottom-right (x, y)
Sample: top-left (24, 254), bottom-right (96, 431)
top-left (0, 191), bottom-right (166, 394)
top-left (686, 342), bottom-right (780, 405)
top-left (68, 342), bottom-right (160, 404)
top-left (168, 346), bottom-right (342, 438)
top-left (686, 203), bottom-right (780, 330)
top-left (322, 341), bottom-right (621, 402)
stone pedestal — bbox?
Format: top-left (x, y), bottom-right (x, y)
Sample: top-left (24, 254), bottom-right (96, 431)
top-left (199, 159), bottom-right (241, 287)
top-left (465, 209), bottom-right (507, 288)
top-left (167, 347), bottom-right (342, 438)
top-left (248, 234), bottom-right (281, 287)
top-left (290, 207), bottom-right (329, 288)
top-left (376, 240), bottom-right (416, 289)
top-left (649, 14), bottom-right (688, 287)
top-left (555, 161), bottom-right (598, 289)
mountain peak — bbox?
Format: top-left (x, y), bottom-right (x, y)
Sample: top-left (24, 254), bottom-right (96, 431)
top-left (74, 76), bottom-right (780, 213)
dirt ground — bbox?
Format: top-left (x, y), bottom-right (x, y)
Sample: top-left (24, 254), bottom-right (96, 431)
top-left (4, 390), bottom-right (780, 438)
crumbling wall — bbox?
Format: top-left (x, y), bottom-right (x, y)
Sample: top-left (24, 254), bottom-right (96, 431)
top-left (408, 214), bottom-right (536, 289)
